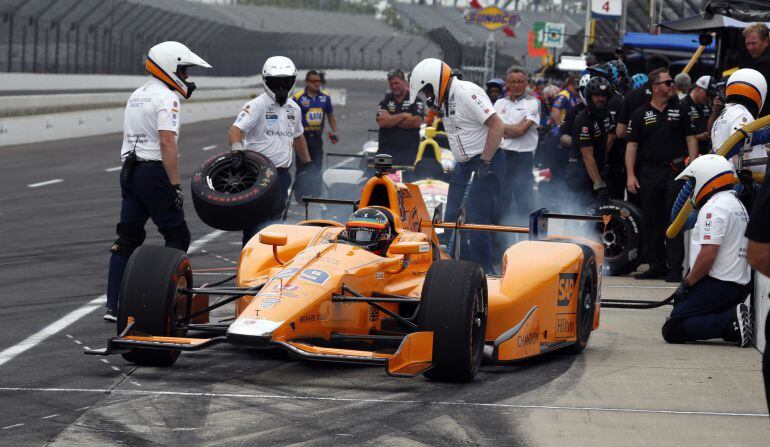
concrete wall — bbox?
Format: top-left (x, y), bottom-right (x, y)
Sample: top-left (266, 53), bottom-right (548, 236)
top-left (757, 274), bottom-right (769, 353)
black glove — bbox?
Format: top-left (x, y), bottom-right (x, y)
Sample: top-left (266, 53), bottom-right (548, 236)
top-left (172, 184), bottom-right (184, 210)
top-left (593, 180), bottom-right (611, 206)
top-left (475, 159), bottom-right (493, 180)
top-left (672, 279), bottom-right (692, 306)
top-left (231, 150), bottom-right (246, 171)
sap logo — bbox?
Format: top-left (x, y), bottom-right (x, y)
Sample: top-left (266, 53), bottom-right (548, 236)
top-left (516, 331), bottom-right (539, 347)
top-left (557, 273), bottom-right (578, 306)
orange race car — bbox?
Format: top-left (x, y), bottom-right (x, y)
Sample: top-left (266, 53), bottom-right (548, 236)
top-left (87, 158), bottom-right (606, 382)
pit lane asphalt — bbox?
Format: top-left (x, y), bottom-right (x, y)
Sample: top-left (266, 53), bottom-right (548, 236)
top-left (1, 81), bottom-right (768, 446)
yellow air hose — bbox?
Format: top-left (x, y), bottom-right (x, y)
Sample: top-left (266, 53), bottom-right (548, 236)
top-left (666, 114), bottom-right (770, 238)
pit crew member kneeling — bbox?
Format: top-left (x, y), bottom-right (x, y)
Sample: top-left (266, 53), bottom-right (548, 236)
top-left (409, 58), bottom-right (504, 272)
top-left (662, 154), bottom-right (752, 347)
top-left (228, 56), bottom-right (312, 246)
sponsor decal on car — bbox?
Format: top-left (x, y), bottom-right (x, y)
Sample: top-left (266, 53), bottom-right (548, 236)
top-left (555, 313), bottom-right (577, 338)
top-left (557, 272), bottom-right (578, 306)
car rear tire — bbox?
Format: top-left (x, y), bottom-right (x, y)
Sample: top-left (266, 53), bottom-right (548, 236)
top-left (564, 255), bottom-right (597, 355)
top-left (191, 151), bottom-right (282, 231)
top-left (592, 199), bottom-right (644, 276)
top-left (118, 245), bottom-right (192, 367)
top-left (419, 260), bottom-right (487, 382)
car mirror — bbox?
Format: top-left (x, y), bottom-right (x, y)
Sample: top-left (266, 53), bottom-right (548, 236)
top-left (259, 232), bottom-right (288, 247)
top-left (389, 242), bottom-right (430, 255)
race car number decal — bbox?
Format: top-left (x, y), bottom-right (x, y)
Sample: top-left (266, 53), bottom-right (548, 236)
top-left (557, 273), bottom-right (578, 306)
top-left (274, 268), bottom-right (330, 286)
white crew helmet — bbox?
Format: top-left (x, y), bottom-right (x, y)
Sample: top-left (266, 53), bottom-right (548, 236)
top-left (675, 154), bottom-right (738, 209)
top-left (262, 56), bottom-right (297, 106)
top-left (409, 58), bottom-right (453, 107)
top-left (725, 68), bottom-right (767, 117)
top-left (146, 41), bottom-right (211, 99)
top-left (578, 73), bottom-right (591, 102)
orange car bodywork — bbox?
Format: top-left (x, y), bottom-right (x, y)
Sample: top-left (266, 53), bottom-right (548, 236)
top-left (112, 173), bottom-right (604, 376)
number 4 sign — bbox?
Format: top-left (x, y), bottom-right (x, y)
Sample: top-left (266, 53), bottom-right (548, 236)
top-left (591, 0), bottom-right (622, 19)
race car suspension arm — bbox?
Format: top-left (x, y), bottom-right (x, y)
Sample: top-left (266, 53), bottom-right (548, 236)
top-left (334, 285), bottom-right (419, 330)
top-left (177, 283), bottom-right (265, 323)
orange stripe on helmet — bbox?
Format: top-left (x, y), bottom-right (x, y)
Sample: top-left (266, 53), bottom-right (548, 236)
top-left (437, 62), bottom-right (452, 105)
top-left (726, 81), bottom-right (763, 110)
top-left (694, 172), bottom-right (737, 206)
top-left (146, 58), bottom-right (185, 96)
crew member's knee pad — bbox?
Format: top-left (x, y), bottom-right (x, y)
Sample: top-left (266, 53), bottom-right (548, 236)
top-left (160, 222), bottom-right (191, 251)
top-left (662, 318), bottom-right (687, 344)
top-left (111, 223), bottom-right (146, 257)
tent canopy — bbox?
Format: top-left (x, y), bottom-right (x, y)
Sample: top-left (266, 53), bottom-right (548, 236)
top-left (622, 32), bottom-right (716, 53)
top-left (659, 14), bottom-right (770, 32)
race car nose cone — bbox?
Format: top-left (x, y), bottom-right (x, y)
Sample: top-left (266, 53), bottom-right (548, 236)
top-left (227, 318), bottom-right (284, 346)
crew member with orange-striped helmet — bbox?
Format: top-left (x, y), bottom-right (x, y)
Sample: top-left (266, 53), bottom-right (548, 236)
top-left (105, 41), bottom-right (211, 322)
top-left (409, 58), bottom-right (504, 272)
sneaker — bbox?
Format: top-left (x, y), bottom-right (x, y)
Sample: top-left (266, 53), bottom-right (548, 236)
top-left (633, 268), bottom-right (667, 280)
top-left (734, 303), bottom-right (753, 347)
top-left (664, 270), bottom-right (683, 283)
top-left (103, 309), bottom-right (117, 323)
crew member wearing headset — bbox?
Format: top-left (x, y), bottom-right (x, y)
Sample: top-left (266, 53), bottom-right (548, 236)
top-left (662, 155), bottom-right (752, 347)
top-left (229, 56), bottom-right (312, 246)
top-left (105, 41), bottom-right (211, 322)
top-left (409, 58), bottom-right (505, 272)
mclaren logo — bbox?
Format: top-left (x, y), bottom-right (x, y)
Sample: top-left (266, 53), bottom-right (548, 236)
top-left (557, 273), bottom-right (578, 306)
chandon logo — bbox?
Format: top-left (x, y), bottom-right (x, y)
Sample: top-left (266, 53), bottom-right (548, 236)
top-left (517, 331), bottom-right (539, 347)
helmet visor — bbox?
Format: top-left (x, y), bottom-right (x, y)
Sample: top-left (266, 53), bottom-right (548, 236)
top-left (265, 76), bottom-right (296, 96)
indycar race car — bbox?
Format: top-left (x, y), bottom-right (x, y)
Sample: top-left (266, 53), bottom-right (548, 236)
top-left (87, 157), bottom-right (606, 382)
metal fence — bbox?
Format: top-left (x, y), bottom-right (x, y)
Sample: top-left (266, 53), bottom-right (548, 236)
top-left (0, 0), bottom-right (441, 76)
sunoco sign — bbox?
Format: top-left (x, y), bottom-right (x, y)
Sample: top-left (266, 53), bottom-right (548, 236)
top-left (465, 6), bottom-right (520, 31)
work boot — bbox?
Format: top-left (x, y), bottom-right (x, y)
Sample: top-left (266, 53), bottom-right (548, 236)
top-left (724, 303), bottom-right (753, 347)
top-left (665, 269), bottom-right (683, 283)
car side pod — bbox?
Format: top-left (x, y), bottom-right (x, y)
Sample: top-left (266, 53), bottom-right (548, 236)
top-left (492, 306), bottom-right (542, 362)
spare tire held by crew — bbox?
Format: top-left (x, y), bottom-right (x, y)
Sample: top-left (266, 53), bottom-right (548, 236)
top-left (191, 151), bottom-right (282, 231)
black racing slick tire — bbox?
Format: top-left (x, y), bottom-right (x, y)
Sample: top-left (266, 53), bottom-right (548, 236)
top-left (419, 260), bottom-right (488, 382)
top-left (565, 255), bottom-right (598, 355)
top-left (117, 245), bottom-right (192, 367)
top-left (591, 199), bottom-right (644, 276)
top-left (191, 151), bottom-right (282, 231)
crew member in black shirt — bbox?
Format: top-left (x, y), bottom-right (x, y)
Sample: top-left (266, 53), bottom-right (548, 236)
top-left (376, 69), bottom-right (424, 166)
top-left (743, 23), bottom-right (770, 117)
top-left (626, 68), bottom-right (699, 282)
top-left (568, 76), bottom-right (615, 208)
top-left (616, 54), bottom-right (670, 140)
top-left (683, 75), bottom-right (718, 154)
top-left (746, 173), bottom-right (770, 413)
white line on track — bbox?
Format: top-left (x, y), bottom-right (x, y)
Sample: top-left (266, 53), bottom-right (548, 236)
top-left (27, 179), bottom-right (63, 188)
top-left (0, 229), bottom-right (224, 369)
top-left (41, 414), bottom-right (59, 420)
top-left (202, 145), bottom-right (217, 151)
top-left (105, 166), bottom-right (122, 172)
top-left (1, 423), bottom-right (24, 430)
top-left (0, 387), bottom-right (766, 418)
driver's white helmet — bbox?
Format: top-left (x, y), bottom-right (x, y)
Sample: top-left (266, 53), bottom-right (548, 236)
top-left (262, 56), bottom-right (297, 106)
top-left (146, 41), bottom-right (211, 99)
top-left (675, 154), bottom-right (738, 208)
top-left (726, 68), bottom-right (767, 117)
top-left (409, 58), bottom-right (453, 107)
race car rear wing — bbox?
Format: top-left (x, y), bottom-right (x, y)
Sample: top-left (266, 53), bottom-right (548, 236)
top-left (427, 207), bottom-right (608, 241)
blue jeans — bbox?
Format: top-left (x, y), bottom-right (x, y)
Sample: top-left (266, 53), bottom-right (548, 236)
top-left (444, 150), bottom-right (505, 272)
top-left (662, 276), bottom-right (746, 343)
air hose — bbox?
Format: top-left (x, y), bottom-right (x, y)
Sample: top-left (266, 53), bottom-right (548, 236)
top-left (666, 115), bottom-right (770, 239)
top-left (601, 295), bottom-right (675, 309)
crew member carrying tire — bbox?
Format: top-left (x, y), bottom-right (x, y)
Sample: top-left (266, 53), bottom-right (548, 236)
top-left (228, 56), bottom-right (312, 246)
top-left (409, 58), bottom-right (505, 273)
top-left (568, 76), bottom-right (615, 210)
top-left (661, 155), bottom-right (753, 347)
top-left (105, 41), bottom-right (211, 322)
